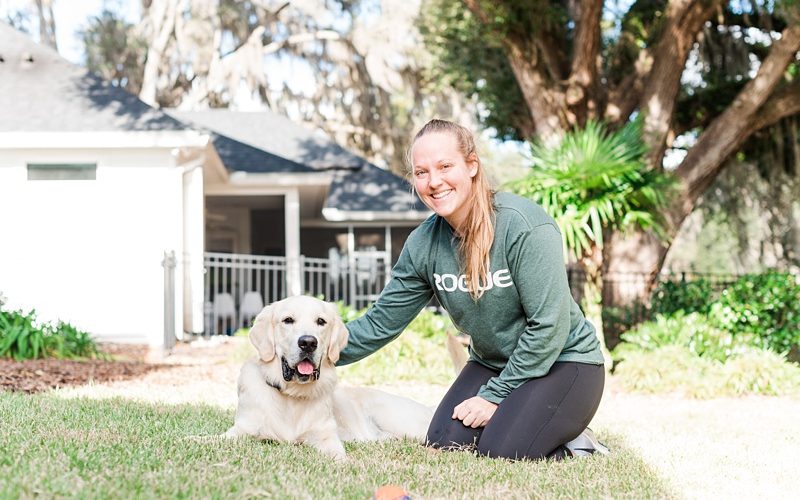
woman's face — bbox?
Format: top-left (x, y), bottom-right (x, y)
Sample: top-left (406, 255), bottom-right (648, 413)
top-left (411, 131), bottom-right (478, 232)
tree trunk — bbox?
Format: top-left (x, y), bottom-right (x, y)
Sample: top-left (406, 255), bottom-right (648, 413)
top-left (580, 245), bottom-right (612, 366)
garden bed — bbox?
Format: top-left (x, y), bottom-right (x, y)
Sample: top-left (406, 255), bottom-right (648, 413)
top-left (0, 343), bottom-right (161, 394)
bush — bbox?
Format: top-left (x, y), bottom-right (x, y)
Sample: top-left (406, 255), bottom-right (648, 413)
top-left (709, 271), bottom-right (800, 357)
top-left (335, 302), bottom-right (453, 339)
top-left (650, 278), bottom-right (717, 316)
top-left (334, 303), bottom-right (455, 385)
top-left (0, 307), bottom-right (102, 360)
top-left (614, 312), bottom-right (758, 363)
top-left (613, 345), bottom-right (800, 398)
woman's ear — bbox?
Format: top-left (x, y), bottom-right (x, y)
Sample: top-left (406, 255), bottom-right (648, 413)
top-left (249, 305), bottom-right (276, 362)
top-left (327, 315), bottom-right (349, 364)
top-left (467, 153), bottom-right (479, 178)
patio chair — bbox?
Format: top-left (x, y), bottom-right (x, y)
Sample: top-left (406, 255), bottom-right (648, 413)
top-left (239, 291), bottom-right (264, 329)
top-left (212, 292), bottom-right (236, 335)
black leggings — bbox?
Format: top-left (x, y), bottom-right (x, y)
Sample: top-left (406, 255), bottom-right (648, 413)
top-left (426, 361), bottom-right (604, 460)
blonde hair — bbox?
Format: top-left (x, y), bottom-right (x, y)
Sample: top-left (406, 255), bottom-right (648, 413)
top-left (409, 119), bottom-right (495, 300)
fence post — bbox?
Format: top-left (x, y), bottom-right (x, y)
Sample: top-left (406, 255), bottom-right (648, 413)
top-left (162, 250), bottom-right (177, 351)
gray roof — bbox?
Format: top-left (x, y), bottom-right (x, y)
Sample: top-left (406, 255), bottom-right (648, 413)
top-left (173, 110), bottom-right (427, 214)
top-left (0, 22), bottom-right (186, 132)
top-left (326, 164), bottom-right (426, 213)
top-left (170, 110), bottom-right (366, 171)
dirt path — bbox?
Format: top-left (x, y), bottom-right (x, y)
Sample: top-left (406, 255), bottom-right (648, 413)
top-left (41, 338), bottom-right (800, 499)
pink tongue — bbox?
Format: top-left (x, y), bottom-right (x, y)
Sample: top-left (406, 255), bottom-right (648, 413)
top-left (297, 360), bottom-right (315, 375)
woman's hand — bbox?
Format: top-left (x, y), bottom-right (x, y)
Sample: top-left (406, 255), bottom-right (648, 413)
top-left (452, 396), bottom-right (498, 428)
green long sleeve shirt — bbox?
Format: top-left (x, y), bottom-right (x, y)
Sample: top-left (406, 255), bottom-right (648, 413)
top-left (338, 192), bottom-right (604, 403)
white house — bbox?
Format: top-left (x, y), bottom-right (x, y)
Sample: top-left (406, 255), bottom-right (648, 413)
top-left (0, 23), bottom-right (428, 349)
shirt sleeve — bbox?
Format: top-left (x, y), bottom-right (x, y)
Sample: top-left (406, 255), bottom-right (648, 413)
top-left (476, 223), bottom-right (572, 403)
top-left (336, 242), bottom-right (434, 366)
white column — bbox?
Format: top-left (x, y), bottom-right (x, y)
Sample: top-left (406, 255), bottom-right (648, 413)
top-left (285, 188), bottom-right (302, 296)
top-left (182, 164), bottom-right (205, 335)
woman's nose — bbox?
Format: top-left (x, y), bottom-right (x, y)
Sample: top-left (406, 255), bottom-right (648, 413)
top-left (428, 170), bottom-right (442, 188)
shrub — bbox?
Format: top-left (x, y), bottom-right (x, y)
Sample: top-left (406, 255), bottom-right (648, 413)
top-left (614, 312), bottom-right (756, 363)
top-left (0, 307), bottom-right (102, 360)
top-left (333, 302), bottom-right (455, 385)
top-left (650, 278), bottom-right (717, 316)
top-left (335, 302), bottom-right (453, 340)
top-left (613, 345), bottom-right (800, 398)
top-left (710, 270), bottom-right (800, 358)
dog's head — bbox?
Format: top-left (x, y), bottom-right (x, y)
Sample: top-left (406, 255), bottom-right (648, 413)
top-left (248, 296), bottom-right (348, 384)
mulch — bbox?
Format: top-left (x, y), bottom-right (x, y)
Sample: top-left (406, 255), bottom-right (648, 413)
top-left (0, 343), bottom-right (170, 394)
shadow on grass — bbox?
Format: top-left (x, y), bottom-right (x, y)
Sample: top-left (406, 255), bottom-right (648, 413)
top-left (0, 391), bottom-right (676, 499)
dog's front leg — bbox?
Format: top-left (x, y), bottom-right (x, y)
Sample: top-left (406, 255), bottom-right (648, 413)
top-left (222, 426), bottom-right (240, 438)
top-left (305, 431), bottom-right (347, 461)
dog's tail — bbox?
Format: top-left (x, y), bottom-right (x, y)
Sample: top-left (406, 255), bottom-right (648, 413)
top-left (445, 332), bottom-right (469, 375)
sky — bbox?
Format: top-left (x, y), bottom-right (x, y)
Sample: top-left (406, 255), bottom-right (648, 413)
top-left (0, 0), bottom-right (139, 64)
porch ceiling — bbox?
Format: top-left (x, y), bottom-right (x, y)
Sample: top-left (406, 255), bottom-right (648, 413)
top-left (206, 184), bottom-right (326, 218)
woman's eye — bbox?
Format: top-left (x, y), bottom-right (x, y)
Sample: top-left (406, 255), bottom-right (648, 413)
top-left (316, 317), bottom-right (327, 326)
top-left (282, 317), bottom-right (295, 324)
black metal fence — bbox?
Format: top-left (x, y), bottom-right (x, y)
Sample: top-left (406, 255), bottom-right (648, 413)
top-left (565, 268), bottom-right (741, 346)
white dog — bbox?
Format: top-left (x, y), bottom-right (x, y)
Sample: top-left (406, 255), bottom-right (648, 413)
top-left (224, 295), bottom-right (434, 459)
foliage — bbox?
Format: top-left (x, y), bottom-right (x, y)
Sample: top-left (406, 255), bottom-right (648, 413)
top-left (613, 345), bottom-right (800, 398)
top-left (418, 0), bottom-right (530, 140)
top-left (0, 307), bottom-right (102, 361)
top-left (79, 9), bottom-right (147, 92)
top-left (336, 302), bottom-right (453, 339)
top-left (710, 271), bottom-right (800, 357)
top-left (614, 312), bottom-right (758, 363)
top-left (335, 303), bottom-right (455, 385)
top-left (650, 278), bottom-right (718, 316)
top-left (506, 119), bottom-right (674, 261)
top-left (334, 301), bottom-right (368, 324)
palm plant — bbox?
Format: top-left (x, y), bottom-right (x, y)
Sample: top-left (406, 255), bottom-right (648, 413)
top-left (506, 119), bottom-right (674, 357)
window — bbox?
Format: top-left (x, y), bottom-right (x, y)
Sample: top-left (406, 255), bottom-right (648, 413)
top-left (27, 163), bottom-right (97, 181)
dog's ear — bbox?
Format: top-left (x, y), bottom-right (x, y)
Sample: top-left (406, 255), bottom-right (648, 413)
top-left (326, 314), bottom-right (349, 364)
top-left (249, 305), bottom-right (276, 362)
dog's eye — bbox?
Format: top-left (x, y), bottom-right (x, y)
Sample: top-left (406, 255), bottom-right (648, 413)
top-left (282, 317), bottom-right (295, 325)
top-left (316, 317), bottom-right (327, 326)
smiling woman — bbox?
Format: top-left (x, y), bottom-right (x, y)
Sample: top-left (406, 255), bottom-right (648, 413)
top-left (337, 118), bottom-right (607, 461)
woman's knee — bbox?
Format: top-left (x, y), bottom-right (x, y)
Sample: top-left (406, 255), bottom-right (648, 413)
top-left (426, 418), bottom-right (480, 450)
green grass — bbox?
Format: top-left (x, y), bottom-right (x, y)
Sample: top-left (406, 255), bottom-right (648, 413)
top-left (0, 392), bottom-right (673, 499)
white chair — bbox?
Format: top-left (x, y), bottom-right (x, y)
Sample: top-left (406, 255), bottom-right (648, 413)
top-left (212, 292), bottom-right (236, 335)
top-left (239, 291), bottom-right (264, 329)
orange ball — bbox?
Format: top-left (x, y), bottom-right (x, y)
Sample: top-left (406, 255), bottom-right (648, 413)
top-left (373, 484), bottom-right (410, 500)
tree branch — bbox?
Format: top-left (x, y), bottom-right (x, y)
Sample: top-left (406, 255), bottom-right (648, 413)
top-left (567, 0), bottom-right (603, 120)
top-left (640, 0), bottom-right (721, 168)
top-left (262, 29), bottom-right (343, 55)
top-left (604, 49), bottom-right (653, 126)
top-left (746, 80), bottom-right (800, 134)
top-left (674, 24), bottom-right (800, 219)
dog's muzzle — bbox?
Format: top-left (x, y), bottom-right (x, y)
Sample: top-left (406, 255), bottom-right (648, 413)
top-left (281, 356), bottom-right (320, 383)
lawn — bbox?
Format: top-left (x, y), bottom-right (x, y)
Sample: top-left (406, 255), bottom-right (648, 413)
top-left (0, 391), bottom-right (672, 499)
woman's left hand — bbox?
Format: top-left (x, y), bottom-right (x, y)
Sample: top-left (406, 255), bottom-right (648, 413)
top-left (452, 396), bottom-right (498, 428)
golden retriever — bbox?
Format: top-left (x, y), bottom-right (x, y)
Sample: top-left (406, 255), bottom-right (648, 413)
top-left (224, 295), bottom-right (435, 459)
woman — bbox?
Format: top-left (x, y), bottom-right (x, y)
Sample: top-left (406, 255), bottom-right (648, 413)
top-left (337, 119), bottom-right (605, 460)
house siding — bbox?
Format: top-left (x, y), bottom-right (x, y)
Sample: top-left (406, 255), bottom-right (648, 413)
top-left (0, 148), bottom-right (187, 346)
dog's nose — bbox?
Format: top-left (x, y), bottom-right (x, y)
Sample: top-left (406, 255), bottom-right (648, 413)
top-left (298, 335), bottom-right (318, 353)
